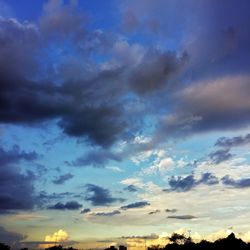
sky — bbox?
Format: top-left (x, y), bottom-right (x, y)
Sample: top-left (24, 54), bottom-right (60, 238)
top-left (0, 0), bottom-right (250, 249)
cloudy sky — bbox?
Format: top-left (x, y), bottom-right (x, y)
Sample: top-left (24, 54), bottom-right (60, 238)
top-left (1, 0), bottom-right (250, 249)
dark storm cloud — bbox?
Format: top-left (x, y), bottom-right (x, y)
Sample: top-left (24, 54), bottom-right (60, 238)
top-left (167, 215), bottom-right (197, 220)
top-left (0, 145), bottom-right (38, 213)
top-left (0, 0), bottom-right (189, 150)
top-left (47, 201), bottom-right (82, 210)
top-left (40, 0), bottom-right (85, 40)
top-left (52, 173), bottom-right (74, 184)
top-left (0, 17), bottom-right (39, 77)
top-left (84, 184), bottom-right (125, 206)
top-left (80, 208), bottom-right (91, 214)
top-left (156, 76), bottom-right (250, 141)
top-left (0, 72), bottom-right (127, 147)
top-left (0, 145), bottom-right (38, 166)
top-left (59, 105), bottom-right (127, 147)
top-left (1, 0), bottom-right (250, 153)
top-left (69, 149), bottom-right (122, 167)
top-left (221, 175), bottom-right (250, 189)
top-left (137, 0), bottom-right (250, 142)
top-left (0, 167), bottom-right (35, 211)
top-left (129, 49), bottom-right (188, 95)
top-left (124, 185), bottom-right (138, 192)
top-left (215, 134), bottom-right (250, 148)
top-left (121, 0), bottom-right (250, 77)
top-left (120, 201), bottom-right (150, 210)
top-left (167, 173), bottom-right (219, 192)
top-left (0, 226), bottom-right (26, 249)
top-left (209, 149), bottom-right (233, 164)
top-left (93, 210), bottom-right (121, 217)
top-left (0, 6), bottom-right (128, 148)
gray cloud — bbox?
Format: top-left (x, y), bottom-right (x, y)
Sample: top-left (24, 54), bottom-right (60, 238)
top-left (221, 175), bottom-right (250, 189)
top-left (92, 210), bottom-right (121, 217)
top-left (209, 149), bottom-right (233, 164)
top-left (168, 175), bottom-right (196, 192)
top-left (0, 17), bottom-right (39, 78)
top-left (167, 173), bottom-right (219, 192)
top-left (0, 226), bottom-right (26, 249)
top-left (129, 49), bottom-right (188, 95)
top-left (38, 191), bottom-right (74, 201)
top-left (215, 133), bottom-right (250, 148)
top-left (47, 201), bottom-right (82, 210)
top-left (197, 172), bottom-right (219, 185)
top-left (69, 149), bottom-right (122, 168)
top-left (0, 0), bottom-right (249, 153)
top-left (80, 208), bottom-right (91, 214)
top-left (0, 145), bottom-right (38, 166)
top-left (52, 173), bottom-right (74, 185)
top-left (148, 209), bottom-right (160, 215)
top-left (167, 215), bottom-right (197, 220)
top-left (0, 145), bottom-right (37, 213)
top-left (0, 13), bottom-right (128, 148)
top-left (122, 234), bottom-right (159, 240)
top-left (40, 0), bottom-right (85, 40)
top-left (124, 185), bottom-right (138, 192)
top-left (85, 184), bottom-right (125, 206)
top-left (120, 201), bottom-right (150, 210)
top-left (155, 76), bottom-right (250, 143)
top-left (165, 209), bottom-right (177, 213)
top-left (121, 0), bottom-right (250, 78)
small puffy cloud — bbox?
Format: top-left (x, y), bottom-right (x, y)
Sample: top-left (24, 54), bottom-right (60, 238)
top-left (120, 178), bottom-right (144, 188)
top-left (121, 201), bottom-right (150, 210)
top-left (143, 157), bottom-right (175, 174)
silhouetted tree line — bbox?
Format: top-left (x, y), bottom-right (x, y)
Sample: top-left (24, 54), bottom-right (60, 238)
top-left (1, 233), bottom-right (250, 250)
top-left (44, 246), bottom-right (77, 250)
top-left (0, 244), bottom-right (77, 250)
top-left (148, 233), bottom-right (250, 250)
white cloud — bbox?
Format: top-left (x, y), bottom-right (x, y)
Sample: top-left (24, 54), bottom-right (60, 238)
top-left (40, 229), bottom-right (69, 248)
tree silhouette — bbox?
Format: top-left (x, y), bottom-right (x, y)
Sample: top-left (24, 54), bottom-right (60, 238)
top-left (148, 232), bottom-right (250, 250)
top-left (0, 243), bottom-right (10, 250)
top-left (168, 233), bottom-right (191, 245)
